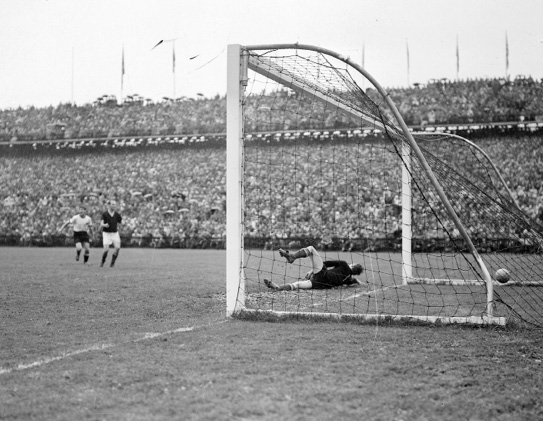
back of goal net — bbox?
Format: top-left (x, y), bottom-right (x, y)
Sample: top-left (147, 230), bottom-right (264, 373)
top-left (227, 44), bottom-right (543, 327)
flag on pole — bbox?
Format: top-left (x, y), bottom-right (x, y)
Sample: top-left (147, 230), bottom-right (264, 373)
top-left (505, 31), bottom-right (509, 77)
top-left (121, 46), bottom-right (125, 103)
top-left (172, 43), bottom-right (176, 73)
top-left (406, 39), bottom-right (410, 86)
top-left (172, 41), bottom-right (176, 98)
top-left (456, 35), bottom-right (460, 79)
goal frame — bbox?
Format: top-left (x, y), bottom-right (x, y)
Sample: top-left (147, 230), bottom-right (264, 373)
top-left (226, 43), bottom-right (503, 325)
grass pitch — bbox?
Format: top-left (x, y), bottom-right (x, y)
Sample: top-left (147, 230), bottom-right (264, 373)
top-left (1, 247), bottom-right (543, 420)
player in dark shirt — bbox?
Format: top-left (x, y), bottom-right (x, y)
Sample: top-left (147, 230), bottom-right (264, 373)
top-left (100, 200), bottom-right (123, 267)
top-left (264, 245), bottom-right (364, 291)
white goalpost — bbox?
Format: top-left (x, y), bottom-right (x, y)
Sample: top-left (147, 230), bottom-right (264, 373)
top-left (226, 43), bottom-right (543, 327)
top-left (226, 44), bottom-right (246, 316)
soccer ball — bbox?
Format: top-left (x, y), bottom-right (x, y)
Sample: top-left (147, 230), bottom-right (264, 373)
top-left (495, 268), bottom-right (510, 284)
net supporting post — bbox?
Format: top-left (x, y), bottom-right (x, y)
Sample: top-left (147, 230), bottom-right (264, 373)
top-left (343, 54), bottom-right (496, 317)
top-left (226, 44), bottom-right (246, 317)
top-left (374, 84), bottom-right (496, 318)
top-left (476, 255), bottom-right (494, 317)
top-left (401, 140), bottom-right (412, 285)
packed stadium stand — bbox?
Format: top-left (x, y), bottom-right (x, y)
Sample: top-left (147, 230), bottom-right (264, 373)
top-left (1, 76), bottom-right (542, 248)
top-left (1, 76), bottom-right (542, 142)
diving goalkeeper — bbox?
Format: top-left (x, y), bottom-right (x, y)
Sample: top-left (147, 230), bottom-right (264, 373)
top-left (264, 245), bottom-right (364, 291)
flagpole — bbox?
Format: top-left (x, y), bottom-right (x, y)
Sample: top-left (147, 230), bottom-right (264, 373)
top-left (121, 45), bottom-right (125, 104)
top-left (71, 47), bottom-right (75, 104)
top-left (456, 35), bottom-right (459, 81)
top-left (150, 38), bottom-right (178, 99)
top-left (505, 31), bottom-right (509, 79)
top-left (172, 40), bottom-right (176, 99)
top-left (406, 38), bottom-right (410, 86)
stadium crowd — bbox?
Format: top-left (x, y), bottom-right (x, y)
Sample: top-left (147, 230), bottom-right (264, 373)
top-left (1, 75), bottom-right (542, 249)
top-left (1, 132), bottom-right (542, 249)
top-left (1, 76), bottom-right (542, 142)
top-left (0, 146), bottom-right (227, 247)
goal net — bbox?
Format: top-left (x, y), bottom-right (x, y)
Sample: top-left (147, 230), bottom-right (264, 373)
top-left (226, 44), bottom-right (543, 327)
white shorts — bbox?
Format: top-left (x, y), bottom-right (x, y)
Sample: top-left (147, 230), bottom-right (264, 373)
top-left (102, 232), bottom-right (121, 249)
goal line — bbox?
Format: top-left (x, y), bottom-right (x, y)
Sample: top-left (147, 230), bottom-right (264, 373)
top-left (238, 309), bottom-right (507, 326)
top-left (408, 278), bottom-right (543, 287)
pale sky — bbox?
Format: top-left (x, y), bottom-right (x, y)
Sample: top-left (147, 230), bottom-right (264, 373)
top-left (1, 0), bottom-right (542, 109)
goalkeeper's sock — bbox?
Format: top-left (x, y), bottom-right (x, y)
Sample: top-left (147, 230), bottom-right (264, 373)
top-left (84, 252), bottom-right (89, 263)
top-left (76, 250), bottom-right (81, 261)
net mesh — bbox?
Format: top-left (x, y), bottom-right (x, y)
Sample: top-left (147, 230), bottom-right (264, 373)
top-left (237, 46), bottom-right (543, 327)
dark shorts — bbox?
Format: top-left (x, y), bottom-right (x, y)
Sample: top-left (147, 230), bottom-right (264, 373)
top-left (73, 231), bottom-right (90, 244)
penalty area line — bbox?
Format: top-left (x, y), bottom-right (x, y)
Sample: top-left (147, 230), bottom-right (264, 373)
top-left (134, 327), bottom-right (194, 342)
top-left (0, 326), bottom-right (194, 376)
top-left (0, 343), bottom-right (115, 375)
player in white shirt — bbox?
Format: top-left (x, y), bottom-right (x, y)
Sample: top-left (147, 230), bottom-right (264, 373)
top-left (58, 205), bottom-right (94, 264)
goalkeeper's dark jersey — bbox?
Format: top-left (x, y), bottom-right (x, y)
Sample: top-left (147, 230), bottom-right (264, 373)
top-left (311, 260), bottom-right (357, 289)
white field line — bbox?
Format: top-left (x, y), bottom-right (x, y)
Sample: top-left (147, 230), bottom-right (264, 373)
top-left (0, 326), bottom-right (194, 375)
top-left (134, 327), bottom-right (193, 342)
